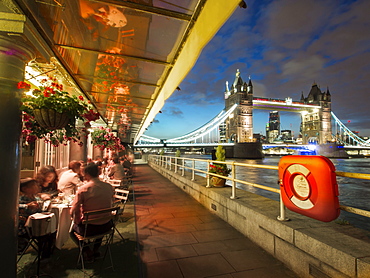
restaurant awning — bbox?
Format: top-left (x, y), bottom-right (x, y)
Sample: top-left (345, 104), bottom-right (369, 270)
top-left (7, 0), bottom-right (241, 144)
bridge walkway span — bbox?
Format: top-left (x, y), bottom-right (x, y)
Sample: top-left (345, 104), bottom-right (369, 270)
top-left (134, 162), bottom-right (297, 277)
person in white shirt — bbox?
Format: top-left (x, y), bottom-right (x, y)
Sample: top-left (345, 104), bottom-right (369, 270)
top-left (69, 163), bottom-right (114, 262)
top-left (58, 160), bottom-right (82, 195)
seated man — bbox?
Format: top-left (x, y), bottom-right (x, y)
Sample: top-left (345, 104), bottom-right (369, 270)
top-left (69, 163), bottom-right (114, 262)
top-left (58, 160), bottom-right (82, 195)
top-left (121, 156), bottom-right (132, 176)
top-left (108, 157), bottom-right (125, 180)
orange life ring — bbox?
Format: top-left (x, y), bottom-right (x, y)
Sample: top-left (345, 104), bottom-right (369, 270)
top-left (278, 155), bottom-right (340, 222)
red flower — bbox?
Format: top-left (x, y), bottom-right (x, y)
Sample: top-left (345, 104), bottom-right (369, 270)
top-left (78, 96), bottom-right (84, 101)
top-left (43, 90), bottom-right (51, 97)
top-left (17, 81), bottom-right (31, 90)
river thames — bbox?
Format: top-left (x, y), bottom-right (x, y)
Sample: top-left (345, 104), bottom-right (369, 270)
top-left (184, 155), bottom-right (370, 232)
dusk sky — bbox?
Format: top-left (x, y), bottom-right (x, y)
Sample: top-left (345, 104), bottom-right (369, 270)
top-left (145, 0), bottom-right (370, 140)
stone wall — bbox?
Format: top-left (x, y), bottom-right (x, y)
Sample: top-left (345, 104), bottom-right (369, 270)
top-left (149, 161), bottom-right (370, 278)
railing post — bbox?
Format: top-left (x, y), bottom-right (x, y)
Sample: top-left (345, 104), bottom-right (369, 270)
top-left (230, 162), bottom-right (237, 199)
top-left (206, 160), bottom-right (211, 187)
top-left (169, 157), bottom-right (172, 171)
top-left (182, 159), bottom-right (185, 176)
top-left (277, 193), bottom-right (289, 221)
top-left (174, 157), bottom-right (177, 173)
top-left (192, 160), bottom-right (195, 181)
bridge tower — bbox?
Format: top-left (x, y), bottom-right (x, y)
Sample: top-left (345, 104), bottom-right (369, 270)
top-left (300, 83), bottom-right (332, 144)
top-left (224, 69), bottom-right (253, 142)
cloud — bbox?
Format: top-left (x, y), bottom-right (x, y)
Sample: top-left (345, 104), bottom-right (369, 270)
top-left (163, 106), bottom-right (184, 117)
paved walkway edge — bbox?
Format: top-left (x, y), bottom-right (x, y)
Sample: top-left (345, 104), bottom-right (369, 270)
top-left (148, 160), bottom-right (370, 278)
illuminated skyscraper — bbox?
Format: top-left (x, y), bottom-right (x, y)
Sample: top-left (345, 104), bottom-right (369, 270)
top-left (267, 111), bottom-right (280, 143)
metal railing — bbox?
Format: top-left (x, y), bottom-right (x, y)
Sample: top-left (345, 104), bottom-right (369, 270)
top-left (149, 154), bottom-right (370, 222)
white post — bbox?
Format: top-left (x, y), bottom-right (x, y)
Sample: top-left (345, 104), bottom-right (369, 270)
top-left (192, 160), bottom-right (195, 181)
top-left (277, 193), bottom-right (289, 221)
top-left (230, 162), bottom-right (236, 199)
top-left (206, 160), bottom-right (211, 187)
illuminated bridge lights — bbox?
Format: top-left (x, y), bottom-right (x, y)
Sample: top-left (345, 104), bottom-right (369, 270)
top-left (136, 102), bottom-right (370, 148)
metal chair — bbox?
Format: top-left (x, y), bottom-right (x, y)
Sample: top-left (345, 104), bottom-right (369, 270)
top-left (17, 212), bottom-right (57, 277)
top-left (113, 188), bottom-right (129, 206)
top-left (74, 207), bottom-right (119, 275)
top-left (17, 230), bottom-right (39, 264)
top-left (113, 189), bottom-right (129, 241)
top-left (122, 169), bottom-right (133, 188)
top-left (109, 179), bottom-right (122, 187)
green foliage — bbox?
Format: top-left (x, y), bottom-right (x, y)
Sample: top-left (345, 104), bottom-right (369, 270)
top-left (175, 149), bottom-right (181, 157)
top-left (215, 145), bottom-right (226, 161)
top-left (159, 149), bottom-right (164, 155)
top-left (209, 145), bottom-right (231, 176)
top-left (209, 163), bottom-right (231, 176)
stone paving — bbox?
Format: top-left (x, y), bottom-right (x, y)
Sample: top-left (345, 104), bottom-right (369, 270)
top-left (134, 163), bottom-right (298, 278)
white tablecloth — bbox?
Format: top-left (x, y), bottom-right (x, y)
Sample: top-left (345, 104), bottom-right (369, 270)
top-left (25, 212), bottom-right (57, 237)
top-left (51, 204), bottom-right (73, 249)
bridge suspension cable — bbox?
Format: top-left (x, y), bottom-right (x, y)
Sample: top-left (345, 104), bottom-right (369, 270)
top-left (165, 104), bottom-right (237, 143)
top-left (331, 112), bottom-right (370, 146)
top-left (137, 104), bottom-right (237, 145)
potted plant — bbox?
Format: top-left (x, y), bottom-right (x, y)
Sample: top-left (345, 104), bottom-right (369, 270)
top-left (209, 145), bottom-right (231, 187)
top-left (91, 126), bottom-right (125, 152)
top-left (18, 78), bottom-right (100, 147)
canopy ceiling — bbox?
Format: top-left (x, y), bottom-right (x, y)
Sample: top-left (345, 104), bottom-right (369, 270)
top-left (6, 0), bottom-right (240, 144)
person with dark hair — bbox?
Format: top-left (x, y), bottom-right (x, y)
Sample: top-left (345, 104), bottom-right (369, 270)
top-left (58, 160), bottom-right (82, 195)
top-left (108, 157), bottom-right (125, 180)
top-left (18, 178), bottom-right (42, 237)
top-left (35, 165), bottom-right (58, 194)
top-left (69, 163), bottom-right (114, 262)
top-left (18, 178), bottom-right (55, 258)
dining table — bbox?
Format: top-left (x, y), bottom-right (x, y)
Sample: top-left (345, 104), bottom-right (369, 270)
top-left (50, 195), bottom-right (75, 249)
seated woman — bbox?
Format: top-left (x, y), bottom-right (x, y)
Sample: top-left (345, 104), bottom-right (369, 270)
top-left (35, 165), bottom-right (59, 197)
top-left (18, 178), bottom-right (56, 259)
top-left (58, 160), bottom-right (82, 195)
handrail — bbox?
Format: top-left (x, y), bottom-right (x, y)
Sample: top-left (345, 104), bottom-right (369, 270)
top-left (149, 154), bottom-right (370, 223)
top-left (335, 171), bottom-right (370, 180)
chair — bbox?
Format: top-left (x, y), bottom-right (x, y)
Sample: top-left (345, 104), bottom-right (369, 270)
top-left (109, 179), bottom-right (122, 187)
top-left (17, 212), bottom-right (57, 276)
top-left (113, 189), bottom-right (129, 241)
top-left (121, 169), bottom-right (133, 188)
top-left (17, 230), bottom-right (39, 264)
top-left (74, 207), bottom-right (119, 275)
top-left (113, 188), bottom-right (129, 206)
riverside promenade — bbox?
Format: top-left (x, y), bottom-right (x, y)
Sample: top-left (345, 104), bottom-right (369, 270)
top-left (134, 162), bottom-right (297, 278)
top-left (17, 161), bottom-right (297, 277)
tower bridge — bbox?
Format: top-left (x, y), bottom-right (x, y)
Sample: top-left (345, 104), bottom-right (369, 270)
top-left (136, 70), bottom-right (369, 158)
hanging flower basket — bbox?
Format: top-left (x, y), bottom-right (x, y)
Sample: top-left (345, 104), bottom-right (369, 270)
top-left (18, 78), bottom-right (100, 147)
top-left (91, 126), bottom-right (125, 152)
top-left (33, 108), bottom-right (70, 130)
